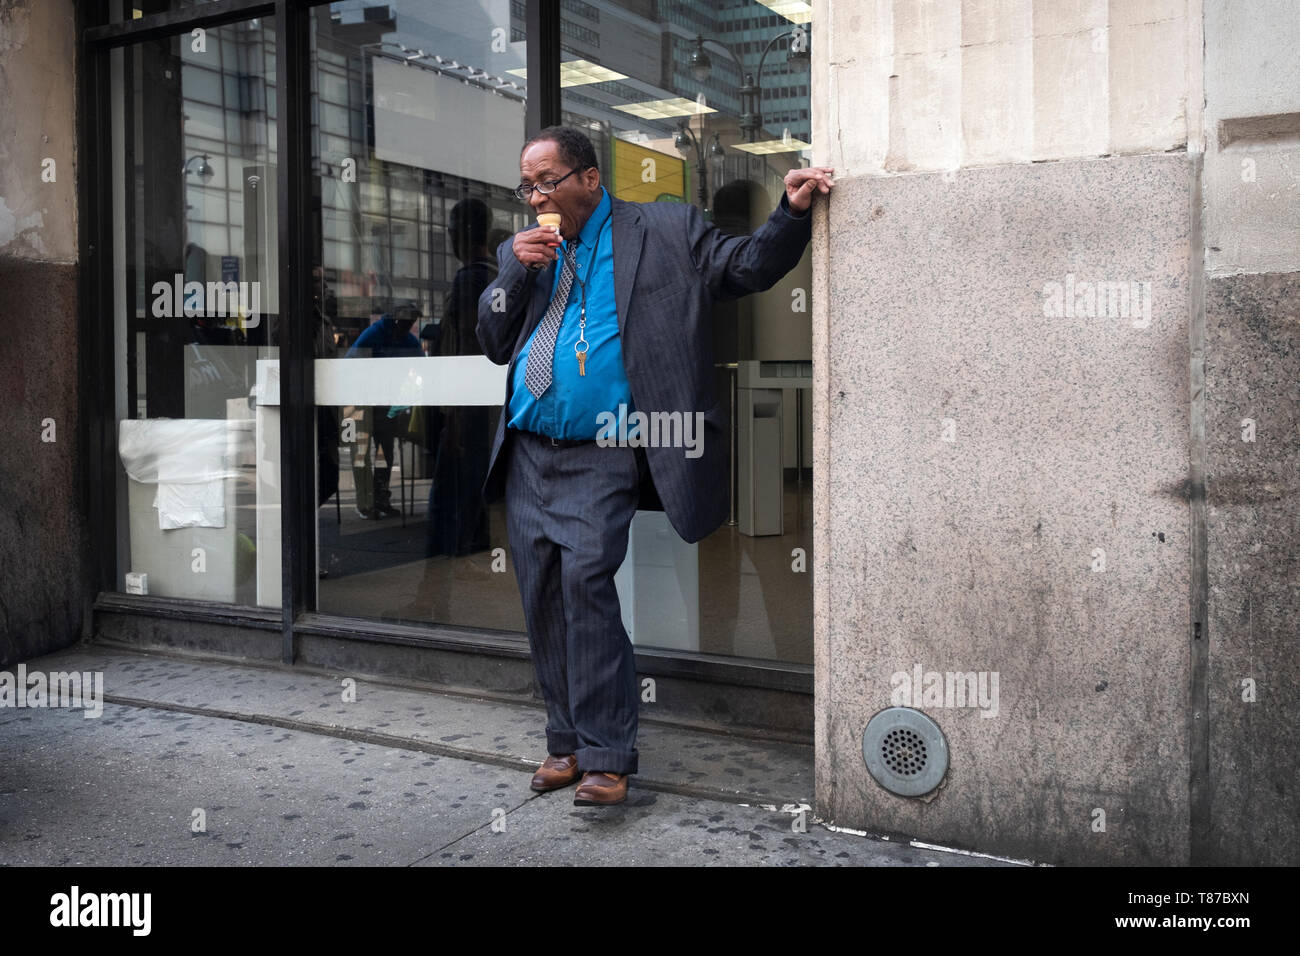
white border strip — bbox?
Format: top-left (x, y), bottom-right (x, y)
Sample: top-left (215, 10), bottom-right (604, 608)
top-left (312, 356), bottom-right (507, 406)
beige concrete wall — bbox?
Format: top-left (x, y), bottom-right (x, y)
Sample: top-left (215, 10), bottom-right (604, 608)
top-left (814, 0), bottom-right (1197, 176)
top-left (0, 0), bottom-right (79, 262)
top-left (1201, 0), bottom-right (1300, 276)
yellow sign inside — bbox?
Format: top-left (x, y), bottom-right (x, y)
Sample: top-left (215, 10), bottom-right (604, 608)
top-left (610, 138), bottom-right (687, 204)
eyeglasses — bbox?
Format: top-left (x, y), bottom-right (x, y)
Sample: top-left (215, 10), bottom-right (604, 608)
top-left (514, 166), bottom-right (589, 201)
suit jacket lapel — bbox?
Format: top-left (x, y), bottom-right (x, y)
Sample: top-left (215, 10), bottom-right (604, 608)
top-left (512, 260), bottom-right (557, 361)
top-left (611, 198), bottom-right (643, 339)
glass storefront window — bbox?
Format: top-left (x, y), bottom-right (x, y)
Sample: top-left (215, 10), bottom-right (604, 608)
top-left (308, 2), bottom-right (530, 632)
top-left (109, 16), bottom-right (280, 606)
top-left (101, 0), bottom-right (813, 667)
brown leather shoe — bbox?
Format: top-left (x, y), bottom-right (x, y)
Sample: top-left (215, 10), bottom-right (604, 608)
top-left (530, 753), bottom-right (581, 792)
top-left (573, 771), bottom-right (628, 806)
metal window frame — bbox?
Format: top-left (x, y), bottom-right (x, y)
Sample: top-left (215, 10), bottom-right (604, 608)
top-left (76, 0), bottom-right (810, 691)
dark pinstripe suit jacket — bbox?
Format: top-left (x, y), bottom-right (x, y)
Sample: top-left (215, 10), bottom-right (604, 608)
top-left (475, 192), bottom-right (812, 544)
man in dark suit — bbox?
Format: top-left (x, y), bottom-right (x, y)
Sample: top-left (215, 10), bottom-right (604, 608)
top-left (476, 125), bottom-right (833, 805)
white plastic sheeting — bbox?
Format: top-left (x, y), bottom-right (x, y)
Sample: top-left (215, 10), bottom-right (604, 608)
top-left (118, 419), bottom-right (252, 529)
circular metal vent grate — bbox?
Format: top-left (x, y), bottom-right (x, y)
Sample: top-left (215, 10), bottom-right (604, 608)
top-left (862, 707), bottom-right (949, 797)
top-left (881, 727), bottom-right (928, 776)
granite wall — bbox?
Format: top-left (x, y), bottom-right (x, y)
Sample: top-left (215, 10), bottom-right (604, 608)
top-left (1199, 8), bottom-right (1300, 863)
top-left (0, 260), bottom-right (85, 667)
top-left (815, 154), bottom-right (1196, 865)
top-left (1203, 271), bottom-right (1300, 865)
top-left (811, 0), bottom-right (1299, 868)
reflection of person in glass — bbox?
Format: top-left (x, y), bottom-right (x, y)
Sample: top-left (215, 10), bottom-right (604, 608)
top-left (425, 199), bottom-right (495, 557)
top-left (313, 279), bottom-right (341, 509)
top-left (345, 302), bottom-right (421, 519)
top-left (476, 127), bottom-right (833, 806)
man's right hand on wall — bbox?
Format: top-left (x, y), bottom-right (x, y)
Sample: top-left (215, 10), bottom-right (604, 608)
top-left (785, 166), bottom-right (836, 213)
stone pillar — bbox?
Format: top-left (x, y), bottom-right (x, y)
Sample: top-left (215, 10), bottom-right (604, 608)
top-left (0, 0), bottom-right (85, 666)
top-left (812, 0), bottom-right (1298, 864)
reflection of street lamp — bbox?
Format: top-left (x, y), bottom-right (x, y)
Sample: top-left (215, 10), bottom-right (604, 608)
top-left (687, 29), bottom-right (809, 142)
top-left (674, 123), bottom-right (723, 212)
top-left (689, 40), bottom-right (713, 83)
top-left (182, 154), bottom-right (214, 216)
top-left (183, 154), bottom-right (215, 182)
top-left (708, 132), bottom-right (726, 186)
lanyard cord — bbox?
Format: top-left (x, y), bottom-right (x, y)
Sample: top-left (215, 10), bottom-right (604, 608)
top-left (564, 208), bottom-right (606, 356)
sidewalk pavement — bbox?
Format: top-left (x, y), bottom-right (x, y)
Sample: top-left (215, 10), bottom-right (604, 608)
top-left (0, 645), bottom-right (1023, 866)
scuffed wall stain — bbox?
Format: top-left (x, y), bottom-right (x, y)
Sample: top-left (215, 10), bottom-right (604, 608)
top-left (0, 195), bottom-right (47, 253)
top-left (0, 1), bottom-right (32, 53)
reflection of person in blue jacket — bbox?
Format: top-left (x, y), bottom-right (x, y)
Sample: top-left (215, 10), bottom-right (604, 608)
top-left (346, 303), bottom-right (421, 518)
top-left (346, 307), bottom-right (422, 359)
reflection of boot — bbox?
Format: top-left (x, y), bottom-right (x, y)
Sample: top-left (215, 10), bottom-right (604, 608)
top-left (352, 445), bottom-right (377, 520)
top-left (353, 474), bottom-right (376, 519)
top-left (373, 470), bottom-right (399, 518)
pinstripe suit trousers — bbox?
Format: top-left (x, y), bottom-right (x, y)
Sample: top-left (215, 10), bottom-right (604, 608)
top-left (505, 428), bottom-right (644, 775)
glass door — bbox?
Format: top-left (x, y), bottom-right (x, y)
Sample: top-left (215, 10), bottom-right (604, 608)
top-left (308, 1), bottom-right (529, 632)
top-left (108, 15), bottom-right (282, 608)
top-left (557, 0), bottom-right (815, 663)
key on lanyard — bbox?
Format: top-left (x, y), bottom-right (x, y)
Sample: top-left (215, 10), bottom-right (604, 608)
top-left (575, 304), bottom-right (588, 376)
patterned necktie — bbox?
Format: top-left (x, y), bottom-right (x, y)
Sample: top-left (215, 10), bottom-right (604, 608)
top-left (523, 242), bottom-right (579, 399)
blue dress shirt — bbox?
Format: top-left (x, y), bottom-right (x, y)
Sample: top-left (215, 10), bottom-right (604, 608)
top-left (507, 187), bottom-right (634, 440)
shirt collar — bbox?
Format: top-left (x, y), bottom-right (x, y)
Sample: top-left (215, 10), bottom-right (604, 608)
top-left (566, 186), bottom-right (611, 253)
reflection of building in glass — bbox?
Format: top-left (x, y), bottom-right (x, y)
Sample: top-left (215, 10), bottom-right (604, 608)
top-left (176, 24), bottom-right (277, 336)
top-left (507, 0), bottom-right (811, 211)
top-left (313, 3), bottom-right (531, 347)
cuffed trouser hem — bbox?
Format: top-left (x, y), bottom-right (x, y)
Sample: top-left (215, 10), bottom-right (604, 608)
top-left (546, 730), bottom-right (580, 756)
top-left (576, 745), bottom-right (638, 776)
